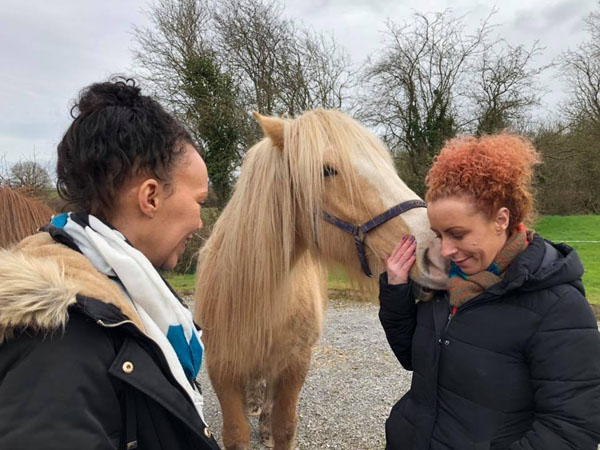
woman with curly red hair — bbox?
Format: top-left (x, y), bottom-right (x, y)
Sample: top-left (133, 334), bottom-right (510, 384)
top-left (379, 134), bottom-right (600, 449)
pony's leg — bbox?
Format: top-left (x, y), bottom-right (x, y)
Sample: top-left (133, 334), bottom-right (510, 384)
top-left (244, 378), bottom-right (266, 417)
top-left (211, 375), bottom-right (250, 450)
top-left (271, 352), bottom-right (311, 450)
top-left (259, 381), bottom-right (275, 447)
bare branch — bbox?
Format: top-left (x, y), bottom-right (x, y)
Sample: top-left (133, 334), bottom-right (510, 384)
top-left (360, 10), bottom-right (494, 195)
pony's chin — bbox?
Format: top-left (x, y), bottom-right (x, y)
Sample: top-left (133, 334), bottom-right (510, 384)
top-left (411, 259), bottom-right (449, 291)
top-left (411, 244), bottom-right (449, 290)
top-left (412, 272), bottom-right (448, 291)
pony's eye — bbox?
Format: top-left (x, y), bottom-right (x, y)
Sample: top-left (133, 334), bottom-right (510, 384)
top-left (323, 165), bottom-right (338, 178)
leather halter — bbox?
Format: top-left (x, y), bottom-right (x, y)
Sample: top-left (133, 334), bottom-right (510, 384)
top-left (322, 199), bottom-right (427, 278)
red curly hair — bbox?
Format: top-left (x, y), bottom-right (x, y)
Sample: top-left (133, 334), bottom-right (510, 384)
top-left (425, 134), bottom-right (541, 231)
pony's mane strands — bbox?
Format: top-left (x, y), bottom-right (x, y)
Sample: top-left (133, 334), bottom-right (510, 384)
top-left (0, 188), bottom-right (54, 248)
top-left (195, 109), bottom-right (399, 376)
top-left (195, 135), bottom-right (297, 376)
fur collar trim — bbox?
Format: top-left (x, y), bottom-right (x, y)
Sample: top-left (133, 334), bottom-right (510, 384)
top-left (0, 232), bottom-right (144, 343)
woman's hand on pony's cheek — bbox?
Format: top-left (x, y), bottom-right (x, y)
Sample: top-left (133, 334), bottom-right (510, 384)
top-left (386, 235), bottom-right (417, 285)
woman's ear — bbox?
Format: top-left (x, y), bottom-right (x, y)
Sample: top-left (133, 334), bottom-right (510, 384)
top-left (138, 178), bottom-right (161, 217)
top-left (495, 207), bottom-right (510, 234)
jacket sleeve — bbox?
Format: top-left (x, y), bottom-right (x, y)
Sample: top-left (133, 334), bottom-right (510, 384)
top-left (509, 286), bottom-right (600, 450)
top-left (0, 313), bottom-right (122, 450)
top-left (378, 272), bottom-right (418, 370)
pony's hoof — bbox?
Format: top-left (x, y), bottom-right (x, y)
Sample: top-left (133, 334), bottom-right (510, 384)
top-left (247, 405), bottom-right (262, 416)
top-left (261, 433), bottom-right (274, 448)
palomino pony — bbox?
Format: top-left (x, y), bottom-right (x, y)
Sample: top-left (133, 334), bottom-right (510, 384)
top-left (0, 187), bottom-right (54, 248)
top-left (194, 109), bottom-right (447, 449)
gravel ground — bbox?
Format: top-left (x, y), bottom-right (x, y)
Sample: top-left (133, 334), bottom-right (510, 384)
top-left (195, 295), bottom-right (410, 449)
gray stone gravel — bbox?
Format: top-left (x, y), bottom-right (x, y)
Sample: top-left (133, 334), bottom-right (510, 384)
top-left (188, 295), bottom-right (600, 450)
top-left (195, 295), bottom-right (411, 449)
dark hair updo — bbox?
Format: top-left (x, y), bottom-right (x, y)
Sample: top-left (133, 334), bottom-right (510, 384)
top-left (56, 76), bottom-right (194, 216)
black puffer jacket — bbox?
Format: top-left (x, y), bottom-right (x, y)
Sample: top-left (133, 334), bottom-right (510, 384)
top-left (0, 229), bottom-right (220, 450)
top-left (379, 234), bottom-right (600, 450)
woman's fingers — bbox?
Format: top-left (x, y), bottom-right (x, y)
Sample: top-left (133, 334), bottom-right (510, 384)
top-left (386, 235), bottom-right (417, 285)
top-left (390, 236), bottom-right (415, 264)
top-left (386, 240), bottom-right (417, 285)
top-left (388, 236), bottom-right (407, 260)
top-left (388, 235), bottom-right (416, 266)
top-left (403, 253), bottom-right (416, 267)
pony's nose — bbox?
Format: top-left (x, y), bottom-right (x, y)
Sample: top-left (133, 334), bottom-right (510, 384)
top-left (422, 239), bottom-right (448, 273)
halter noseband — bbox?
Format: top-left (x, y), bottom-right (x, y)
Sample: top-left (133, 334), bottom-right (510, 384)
top-left (322, 199), bottom-right (427, 278)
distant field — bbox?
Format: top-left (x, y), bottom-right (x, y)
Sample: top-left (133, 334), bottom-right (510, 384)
top-left (534, 215), bottom-right (600, 305)
top-left (166, 273), bottom-right (196, 294)
top-left (165, 269), bottom-right (354, 294)
top-left (166, 215), bottom-right (600, 304)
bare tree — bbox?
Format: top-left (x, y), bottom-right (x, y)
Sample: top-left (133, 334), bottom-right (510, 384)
top-left (545, 3), bottom-right (600, 213)
top-left (9, 160), bottom-right (51, 195)
top-left (213, 0), bottom-right (354, 116)
top-left (361, 11), bottom-right (492, 195)
top-left (133, 0), bottom-right (213, 114)
top-left (275, 30), bottom-right (354, 115)
top-left (212, 0), bottom-right (289, 115)
top-left (470, 41), bottom-right (548, 135)
top-left (561, 8), bottom-right (600, 123)
top-left (0, 154), bottom-right (10, 187)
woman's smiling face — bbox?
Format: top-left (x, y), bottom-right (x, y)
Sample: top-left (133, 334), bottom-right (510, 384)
top-left (427, 196), bottom-right (510, 275)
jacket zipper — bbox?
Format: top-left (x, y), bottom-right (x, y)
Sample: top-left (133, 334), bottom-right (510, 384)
top-left (443, 306), bottom-right (458, 335)
top-left (96, 319), bottom-right (137, 328)
top-left (441, 294), bottom-right (501, 342)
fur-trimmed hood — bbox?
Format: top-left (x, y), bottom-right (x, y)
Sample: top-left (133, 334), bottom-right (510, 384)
top-left (0, 232), bottom-right (144, 343)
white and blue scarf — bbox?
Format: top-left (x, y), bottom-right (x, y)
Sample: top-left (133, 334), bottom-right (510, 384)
top-left (51, 212), bottom-right (205, 420)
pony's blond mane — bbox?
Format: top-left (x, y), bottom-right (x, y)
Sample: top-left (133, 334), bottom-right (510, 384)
top-left (195, 109), bottom-right (398, 376)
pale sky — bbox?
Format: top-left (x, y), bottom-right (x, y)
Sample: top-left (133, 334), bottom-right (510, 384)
top-left (0, 0), bottom-right (597, 168)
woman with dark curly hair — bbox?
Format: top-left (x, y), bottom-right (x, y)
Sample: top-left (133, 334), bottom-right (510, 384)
top-left (379, 134), bottom-right (600, 449)
top-left (0, 78), bottom-right (220, 450)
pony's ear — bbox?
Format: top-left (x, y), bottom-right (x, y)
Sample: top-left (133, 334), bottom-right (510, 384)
top-left (253, 111), bottom-right (284, 151)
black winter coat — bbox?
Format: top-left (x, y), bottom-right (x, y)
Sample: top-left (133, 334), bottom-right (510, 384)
top-left (379, 234), bottom-right (600, 450)
top-left (0, 230), bottom-right (220, 450)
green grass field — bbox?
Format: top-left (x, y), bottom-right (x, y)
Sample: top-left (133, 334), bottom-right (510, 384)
top-left (165, 273), bottom-right (196, 294)
top-left (534, 215), bottom-right (600, 304)
top-left (166, 215), bottom-right (600, 304)
top-left (165, 269), bottom-right (354, 294)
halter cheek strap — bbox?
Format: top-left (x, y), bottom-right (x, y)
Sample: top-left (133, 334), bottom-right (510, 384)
top-left (322, 199), bottom-right (427, 277)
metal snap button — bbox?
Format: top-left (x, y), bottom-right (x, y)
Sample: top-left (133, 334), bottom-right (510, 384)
top-left (204, 427), bottom-right (212, 438)
top-left (122, 361), bottom-right (134, 374)
top-left (438, 338), bottom-right (442, 344)
top-left (444, 340), bottom-right (450, 346)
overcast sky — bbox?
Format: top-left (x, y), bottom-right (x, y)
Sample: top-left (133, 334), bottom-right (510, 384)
top-left (0, 0), bottom-right (597, 168)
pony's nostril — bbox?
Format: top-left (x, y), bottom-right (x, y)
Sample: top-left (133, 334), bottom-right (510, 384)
top-left (422, 246), bottom-right (433, 272)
